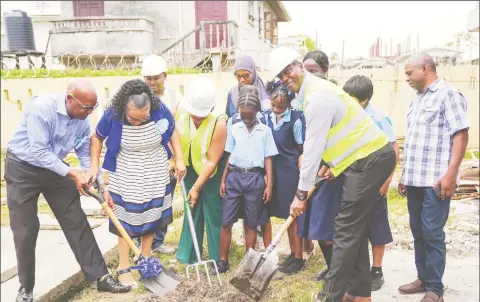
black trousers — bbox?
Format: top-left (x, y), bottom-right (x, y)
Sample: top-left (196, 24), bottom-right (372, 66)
top-left (321, 143), bottom-right (396, 301)
top-left (4, 152), bottom-right (109, 292)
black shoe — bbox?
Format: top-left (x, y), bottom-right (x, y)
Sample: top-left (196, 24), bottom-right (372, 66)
top-left (313, 267), bottom-right (329, 281)
top-left (279, 258), bottom-right (305, 275)
top-left (279, 254), bottom-right (295, 267)
top-left (16, 287), bottom-right (33, 302)
top-left (212, 260), bottom-right (230, 274)
top-left (371, 270), bottom-right (385, 291)
top-left (97, 274), bottom-right (132, 293)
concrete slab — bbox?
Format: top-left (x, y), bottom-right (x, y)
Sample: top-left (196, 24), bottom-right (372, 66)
top-left (1, 222), bottom-right (118, 302)
top-left (372, 249), bottom-right (479, 301)
top-left (80, 196), bottom-right (103, 216)
top-left (38, 213), bottom-right (107, 230)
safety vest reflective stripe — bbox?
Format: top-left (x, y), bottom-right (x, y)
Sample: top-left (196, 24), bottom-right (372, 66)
top-left (303, 76), bottom-right (388, 176)
top-left (175, 108), bottom-right (221, 177)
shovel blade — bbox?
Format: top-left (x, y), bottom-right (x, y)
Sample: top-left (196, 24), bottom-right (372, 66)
top-left (140, 270), bottom-right (181, 297)
top-left (230, 248), bottom-right (278, 301)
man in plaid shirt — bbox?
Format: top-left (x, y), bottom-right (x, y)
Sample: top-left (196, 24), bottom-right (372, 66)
top-left (398, 53), bottom-right (469, 302)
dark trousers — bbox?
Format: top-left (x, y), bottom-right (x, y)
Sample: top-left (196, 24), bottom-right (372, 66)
top-left (407, 186), bottom-right (450, 297)
top-left (4, 153), bottom-right (109, 292)
top-left (322, 143), bottom-right (396, 300)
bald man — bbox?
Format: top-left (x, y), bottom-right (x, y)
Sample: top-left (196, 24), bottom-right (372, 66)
top-left (398, 53), bottom-right (469, 302)
top-left (5, 79), bottom-right (131, 302)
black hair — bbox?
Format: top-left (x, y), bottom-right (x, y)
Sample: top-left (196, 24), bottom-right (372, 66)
top-left (303, 50), bottom-right (329, 73)
top-left (266, 80), bottom-right (295, 104)
top-left (106, 79), bottom-right (161, 120)
top-left (329, 78), bottom-right (338, 86)
top-left (343, 75), bottom-right (373, 102)
top-left (237, 85), bottom-right (261, 111)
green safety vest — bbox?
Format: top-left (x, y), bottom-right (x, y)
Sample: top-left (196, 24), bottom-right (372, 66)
top-left (175, 108), bottom-right (223, 177)
top-left (302, 76), bottom-right (388, 176)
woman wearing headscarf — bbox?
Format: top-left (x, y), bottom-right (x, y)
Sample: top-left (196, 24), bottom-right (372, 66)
top-left (225, 55), bottom-right (270, 117)
top-left (89, 79), bottom-right (186, 287)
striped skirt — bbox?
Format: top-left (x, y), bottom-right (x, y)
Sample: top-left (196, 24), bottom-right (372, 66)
top-left (107, 121), bottom-right (174, 238)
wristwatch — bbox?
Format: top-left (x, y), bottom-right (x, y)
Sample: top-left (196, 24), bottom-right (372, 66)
top-left (295, 190), bottom-right (307, 201)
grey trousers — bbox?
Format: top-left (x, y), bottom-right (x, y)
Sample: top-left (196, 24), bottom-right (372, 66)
top-left (321, 143), bottom-right (396, 301)
top-left (4, 152), bottom-right (109, 291)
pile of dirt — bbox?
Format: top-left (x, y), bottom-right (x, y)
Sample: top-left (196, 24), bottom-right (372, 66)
top-left (139, 278), bottom-right (257, 302)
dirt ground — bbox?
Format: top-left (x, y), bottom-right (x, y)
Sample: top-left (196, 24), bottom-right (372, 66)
top-left (68, 189), bottom-right (479, 302)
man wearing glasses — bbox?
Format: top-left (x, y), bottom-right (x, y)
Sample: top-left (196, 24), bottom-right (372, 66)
top-left (5, 79), bottom-right (131, 302)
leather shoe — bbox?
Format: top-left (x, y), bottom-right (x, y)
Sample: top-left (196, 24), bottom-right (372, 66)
top-left (421, 291), bottom-right (444, 302)
top-left (313, 267), bottom-right (329, 281)
top-left (97, 274), bottom-right (131, 293)
top-left (16, 287), bottom-right (33, 302)
top-left (398, 279), bottom-right (425, 295)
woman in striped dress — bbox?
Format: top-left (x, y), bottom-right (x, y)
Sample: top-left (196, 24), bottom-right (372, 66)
top-left (90, 79), bottom-right (186, 287)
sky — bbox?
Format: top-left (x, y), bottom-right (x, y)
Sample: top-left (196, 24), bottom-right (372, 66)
top-left (1, 1), bottom-right (478, 58)
top-left (279, 1), bottom-right (479, 57)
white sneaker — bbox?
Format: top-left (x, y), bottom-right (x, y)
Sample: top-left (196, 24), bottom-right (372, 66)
top-left (153, 245), bottom-right (176, 254)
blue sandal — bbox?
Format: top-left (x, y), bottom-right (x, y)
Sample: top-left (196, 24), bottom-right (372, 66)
top-left (116, 267), bottom-right (138, 288)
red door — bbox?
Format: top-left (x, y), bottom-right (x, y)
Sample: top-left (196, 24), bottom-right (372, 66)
top-left (73, 0), bottom-right (104, 17)
top-left (195, 1), bottom-right (228, 49)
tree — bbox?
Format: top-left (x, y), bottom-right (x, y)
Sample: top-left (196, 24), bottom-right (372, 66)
top-left (302, 37), bottom-right (316, 52)
top-left (445, 31), bottom-right (476, 49)
top-left (330, 52), bottom-right (339, 61)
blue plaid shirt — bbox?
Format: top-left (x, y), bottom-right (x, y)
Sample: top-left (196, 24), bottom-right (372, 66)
top-left (401, 79), bottom-right (469, 187)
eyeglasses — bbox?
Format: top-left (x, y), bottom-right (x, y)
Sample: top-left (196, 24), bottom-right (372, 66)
top-left (126, 114), bottom-right (151, 123)
top-left (235, 73), bottom-right (251, 81)
top-left (68, 92), bottom-right (99, 111)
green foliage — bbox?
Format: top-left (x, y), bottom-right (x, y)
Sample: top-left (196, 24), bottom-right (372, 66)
top-left (445, 31), bottom-right (476, 49)
top-left (1, 67), bottom-right (201, 79)
top-left (302, 36), bottom-right (317, 52)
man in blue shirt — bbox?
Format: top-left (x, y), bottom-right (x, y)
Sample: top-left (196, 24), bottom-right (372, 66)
top-left (343, 75), bottom-right (400, 296)
top-left (5, 79), bottom-right (131, 302)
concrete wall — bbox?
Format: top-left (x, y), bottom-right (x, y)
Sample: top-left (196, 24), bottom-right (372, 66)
top-left (3, 68), bottom-right (476, 149)
top-left (59, 1), bottom-right (192, 52)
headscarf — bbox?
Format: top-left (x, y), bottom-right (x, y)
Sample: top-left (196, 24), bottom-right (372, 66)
top-left (230, 55), bottom-right (269, 109)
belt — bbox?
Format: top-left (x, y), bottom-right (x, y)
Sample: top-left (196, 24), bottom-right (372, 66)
top-left (228, 165), bottom-right (264, 173)
top-left (6, 150), bottom-right (70, 169)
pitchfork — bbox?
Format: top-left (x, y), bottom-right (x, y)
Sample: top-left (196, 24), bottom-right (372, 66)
top-left (180, 180), bottom-right (222, 287)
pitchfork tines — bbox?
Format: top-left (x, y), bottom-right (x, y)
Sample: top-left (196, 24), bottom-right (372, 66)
top-left (181, 180), bottom-right (222, 287)
top-left (186, 258), bottom-right (222, 286)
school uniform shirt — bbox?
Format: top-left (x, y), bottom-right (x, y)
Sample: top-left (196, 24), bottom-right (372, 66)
top-left (225, 115), bottom-right (279, 169)
top-left (364, 104), bottom-right (396, 143)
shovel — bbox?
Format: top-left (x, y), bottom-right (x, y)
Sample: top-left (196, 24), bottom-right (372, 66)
top-left (180, 180), bottom-right (222, 286)
top-left (230, 182), bottom-right (322, 301)
top-left (85, 180), bottom-right (180, 297)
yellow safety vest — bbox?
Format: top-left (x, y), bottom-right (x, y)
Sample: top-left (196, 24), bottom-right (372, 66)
top-left (302, 76), bottom-right (388, 176)
top-left (175, 108), bottom-right (223, 177)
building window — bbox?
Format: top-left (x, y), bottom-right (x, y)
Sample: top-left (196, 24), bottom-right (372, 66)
top-left (248, 1), bottom-right (254, 24)
top-left (264, 12), bottom-right (278, 45)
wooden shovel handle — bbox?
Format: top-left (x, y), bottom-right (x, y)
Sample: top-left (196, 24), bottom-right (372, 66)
top-left (101, 203), bottom-right (142, 257)
top-left (271, 184), bottom-right (319, 246)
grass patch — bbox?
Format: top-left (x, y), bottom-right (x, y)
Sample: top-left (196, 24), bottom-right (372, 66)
top-left (1, 67), bottom-right (201, 79)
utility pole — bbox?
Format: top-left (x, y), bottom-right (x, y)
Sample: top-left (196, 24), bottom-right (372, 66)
top-left (341, 40), bottom-right (345, 68)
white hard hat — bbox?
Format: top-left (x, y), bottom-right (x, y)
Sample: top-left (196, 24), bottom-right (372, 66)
top-left (182, 78), bottom-right (216, 117)
top-left (141, 54), bottom-right (168, 76)
top-left (268, 47), bottom-right (301, 79)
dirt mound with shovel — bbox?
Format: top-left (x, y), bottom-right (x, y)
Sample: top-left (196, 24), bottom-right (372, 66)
top-left (139, 278), bottom-right (256, 302)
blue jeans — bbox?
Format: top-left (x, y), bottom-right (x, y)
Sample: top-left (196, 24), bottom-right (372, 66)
top-left (153, 225), bottom-right (168, 249)
top-left (134, 225), bottom-right (167, 249)
top-left (407, 186), bottom-right (450, 297)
